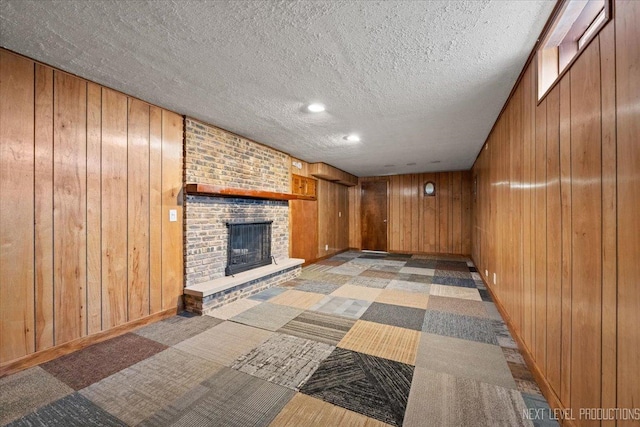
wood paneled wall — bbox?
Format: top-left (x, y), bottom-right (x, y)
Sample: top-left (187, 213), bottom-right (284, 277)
top-left (349, 172), bottom-right (471, 254)
top-left (472, 3), bottom-right (639, 424)
top-left (0, 49), bottom-right (184, 367)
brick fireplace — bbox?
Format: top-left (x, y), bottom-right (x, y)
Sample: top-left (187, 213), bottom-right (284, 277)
top-left (183, 118), bottom-right (302, 314)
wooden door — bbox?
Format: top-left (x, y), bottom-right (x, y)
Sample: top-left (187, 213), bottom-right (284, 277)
top-left (361, 180), bottom-right (388, 251)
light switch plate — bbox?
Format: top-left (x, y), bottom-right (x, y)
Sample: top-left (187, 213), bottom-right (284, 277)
top-left (169, 209), bottom-right (177, 222)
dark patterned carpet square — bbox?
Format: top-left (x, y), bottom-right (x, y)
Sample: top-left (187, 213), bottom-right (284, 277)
top-left (479, 289), bottom-right (493, 301)
top-left (360, 303), bottom-right (426, 331)
top-left (395, 273), bottom-right (432, 284)
top-left (435, 261), bottom-right (470, 271)
top-left (7, 393), bottom-right (126, 427)
top-left (404, 259), bottom-right (437, 269)
top-left (422, 311), bottom-right (498, 345)
top-left (41, 333), bottom-right (167, 390)
top-left (300, 347), bottom-right (414, 427)
top-left (431, 276), bottom-right (476, 288)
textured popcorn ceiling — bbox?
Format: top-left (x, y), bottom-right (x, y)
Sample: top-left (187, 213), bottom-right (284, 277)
top-left (0, 0), bottom-right (554, 176)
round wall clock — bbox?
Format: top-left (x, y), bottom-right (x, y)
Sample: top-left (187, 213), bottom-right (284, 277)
top-left (424, 181), bottom-right (436, 196)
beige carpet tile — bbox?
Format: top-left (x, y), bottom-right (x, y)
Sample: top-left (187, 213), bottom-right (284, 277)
top-left (398, 266), bottom-right (435, 276)
top-left (346, 276), bottom-right (390, 289)
top-left (269, 289), bottom-right (326, 310)
top-left (135, 312), bottom-right (223, 346)
top-left (278, 311), bottom-right (356, 346)
top-left (359, 269), bottom-right (397, 280)
top-left (303, 263), bottom-right (336, 273)
top-left (330, 284), bottom-right (383, 302)
top-left (338, 320), bottom-right (420, 365)
top-left (207, 297), bottom-right (261, 320)
top-left (270, 393), bottom-right (392, 427)
top-left (309, 296), bottom-right (372, 319)
top-left (429, 284), bottom-right (482, 301)
top-left (375, 289), bottom-right (429, 309)
top-left (426, 295), bottom-right (489, 318)
top-left (140, 367), bottom-right (294, 427)
top-left (415, 333), bottom-right (516, 389)
top-left (385, 280), bottom-right (430, 294)
top-left (174, 321), bottom-right (273, 366)
top-left (232, 333), bottom-right (334, 390)
top-left (80, 348), bottom-right (223, 426)
top-left (403, 368), bottom-right (533, 427)
top-left (0, 366), bottom-right (74, 425)
top-left (230, 302), bottom-right (305, 331)
top-left (309, 272), bottom-right (353, 285)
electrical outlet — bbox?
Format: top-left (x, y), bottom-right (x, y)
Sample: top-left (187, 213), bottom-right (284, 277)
top-left (339, 211), bottom-right (342, 217)
top-left (493, 273), bottom-right (497, 285)
top-left (169, 209), bottom-right (177, 222)
top-left (325, 244), bottom-right (328, 251)
top-left (485, 269), bottom-right (488, 277)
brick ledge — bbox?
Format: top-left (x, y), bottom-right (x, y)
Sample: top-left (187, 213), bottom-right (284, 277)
top-left (184, 258), bottom-right (304, 298)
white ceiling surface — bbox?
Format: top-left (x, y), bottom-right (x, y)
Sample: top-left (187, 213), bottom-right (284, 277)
top-left (0, 0), bottom-right (554, 177)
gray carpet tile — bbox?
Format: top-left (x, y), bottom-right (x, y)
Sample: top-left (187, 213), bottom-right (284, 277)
top-left (431, 276), bottom-right (477, 288)
top-left (139, 368), bottom-right (295, 427)
top-left (80, 348), bottom-right (223, 426)
top-left (232, 333), bottom-right (334, 390)
top-left (7, 393), bottom-right (126, 427)
top-left (174, 321), bottom-right (273, 366)
top-left (399, 267), bottom-right (435, 276)
top-left (300, 347), bottom-right (414, 427)
top-left (248, 286), bottom-right (288, 301)
top-left (494, 321), bottom-right (518, 348)
top-left (415, 333), bottom-right (516, 389)
top-left (0, 367), bottom-right (74, 425)
top-left (521, 393), bottom-right (560, 427)
top-left (404, 368), bottom-right (532, 427)
top-left (135, 312), bottom-right (223, 346)
top-left (509, 362), bottom-right (543, 397)
top-left (277, 310), bottom-right (356, 346)
top-left (422, 310), bottom-right (498, 345)
top-left (433, 269), bottom-right (473, 279)
top-left (404, 259), bottom-right (437, 269)
top-left (435, 261), bottom-right (471, 271)
top-left (230, 302), bottom-right (304, 331)
top-left (360, 303), bottom-right (426, 331)
top-left (327, 263), bottom-right (370, 276)
top-left (284, 279), bottom-right (342, 295)
top-left (359, 269), bottom-right (398, 280)
top-left (479, 288), bottom-right (493, 301)
top-left (386, 280), bottom-right (431, 294)
top-left (309, 295), bottom-right (372, 319)
top-left (345, 276), bottom-right (390, 289)
top-left (308, 272), bottom-right (352, 286)
top-left (427, 295), bottom-right (489, 318)
top-left (483, 301), bottom-right (502, 320)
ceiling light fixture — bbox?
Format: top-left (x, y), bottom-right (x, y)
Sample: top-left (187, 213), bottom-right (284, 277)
top-left (345, 134), bottom-right (360, 142)
top-left (307, 103), bottom-right (325, 113)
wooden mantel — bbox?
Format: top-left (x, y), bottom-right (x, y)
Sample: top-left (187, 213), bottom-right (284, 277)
top-left (185, 183), bottom-right (315, 201)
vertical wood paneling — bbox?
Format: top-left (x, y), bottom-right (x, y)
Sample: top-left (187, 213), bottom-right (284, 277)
top-left (509, 85), bottom-right (523, 334)
top-left (101, 88), bottom-right (128, 329)
top-left (451, 172), bottom-right (462, 254)
top-left (616, 1), bottom-right (640, 422)
top-left (149, 106), bottom-right (163, 314)
top-left (598, 23), bottom-right (617, 424)
top-left (127, 99), bottom-right (150, 320)
top-left (53, 71), bottom-right (87, 344)
top-left (161, 110), bottom-right (183, 311)
top-left (545, 85), bottom-right (561, 395)
top-left (86, 82), bottom-right (102, 335)
top-left (570, 40), bottom-right (602, 421)
top-left (0, 51), bottom-right (35, 363)
top-left (534, 98), bottom-right (547, 369)
top-left (559, 76), bottom-right (572, 405)
top-left (34, 63), bottom-right (54, 351)
top-left (461, 172), bottom-right (472, 256)
top-left (420, 173), bottom-right (438, 253)
top-left (521, 67), bottom-right (534, 351)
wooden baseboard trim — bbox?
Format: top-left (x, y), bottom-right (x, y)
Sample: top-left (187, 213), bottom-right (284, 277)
top-left (471, 258), bottom-right (576, 427)
top-left (0, 307), bottom-right (177, 378)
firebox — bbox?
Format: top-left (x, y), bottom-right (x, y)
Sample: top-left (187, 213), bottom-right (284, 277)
top-left (225, 221), bottom-right (273, 276)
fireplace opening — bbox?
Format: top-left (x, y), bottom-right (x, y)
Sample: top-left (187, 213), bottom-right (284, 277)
top-left (226, 221), bottom-right (273, 276)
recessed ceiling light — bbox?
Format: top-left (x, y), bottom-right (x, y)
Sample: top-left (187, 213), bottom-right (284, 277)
top-left (307, 103), bottom-right (325, 113)
top-left (345, 134), bottom-right (360, 142)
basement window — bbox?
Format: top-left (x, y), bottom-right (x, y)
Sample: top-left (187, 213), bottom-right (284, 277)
top-left (537, 0), bottom-right (611, 100)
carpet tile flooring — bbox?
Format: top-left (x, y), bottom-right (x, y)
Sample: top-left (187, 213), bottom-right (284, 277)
top-left (2, 251), bottom-right (556, 427)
